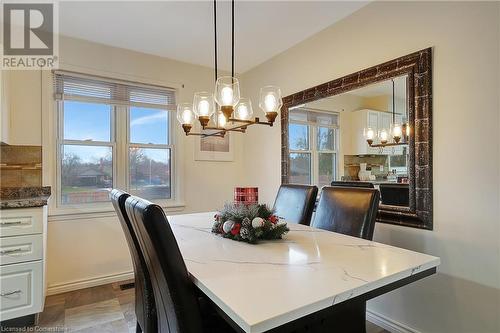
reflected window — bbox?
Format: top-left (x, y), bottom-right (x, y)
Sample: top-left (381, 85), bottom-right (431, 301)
top-left (290, 153), bottom-right (311, 184)
top-left (288, 108), bottom-right (339, 187)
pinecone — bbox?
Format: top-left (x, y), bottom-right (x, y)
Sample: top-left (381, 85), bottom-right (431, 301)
top-left (212, 221), bottom-right (223, 234)
top-left (242, 217), bottom-right (251, 228)
top-left (240, 226), bottom-right (250, 239)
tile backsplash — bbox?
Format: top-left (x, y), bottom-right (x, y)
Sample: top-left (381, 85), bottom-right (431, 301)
top-left (343, 155), bottom-right (389, 180)
top-left (0, 145), bottom-right (42, 188)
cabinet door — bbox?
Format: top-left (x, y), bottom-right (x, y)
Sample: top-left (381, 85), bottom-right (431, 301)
top-left (368, 112), bottom-right (379, 131)
top-left (0, 261), bottom-right (43, 321)
top-left (378, 113), bottom-right (391, 132)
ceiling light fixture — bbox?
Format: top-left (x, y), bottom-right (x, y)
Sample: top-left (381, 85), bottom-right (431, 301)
top-left (177, 0), bottom-right (282, 138)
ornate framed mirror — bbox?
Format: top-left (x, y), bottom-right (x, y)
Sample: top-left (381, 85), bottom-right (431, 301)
top-left (280, 48), bottom-right (432, 229)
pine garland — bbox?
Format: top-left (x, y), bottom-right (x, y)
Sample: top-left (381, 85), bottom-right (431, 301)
top-left (212, 203), bottom-right (289, 244)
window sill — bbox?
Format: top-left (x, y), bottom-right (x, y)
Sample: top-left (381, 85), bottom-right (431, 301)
top-left (48, 201), bottom-right (186, 222)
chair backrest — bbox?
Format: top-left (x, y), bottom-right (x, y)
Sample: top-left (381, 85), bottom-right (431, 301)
top-left (273, 184), bottom-right (318, 226)
top-left (379, 183), bottom-right (409, 207)
top-left (313, 187), bottom-right (380, 240)
top-left (110, 189), bottom-right (156, 333)
top-left (331, 181), bottom-right (374, 189)
top-left (124, 195), bottom-right (203, 333)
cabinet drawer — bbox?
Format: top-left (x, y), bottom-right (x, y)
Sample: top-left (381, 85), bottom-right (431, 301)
top-left (0, 261), bottom-right (43, 321)
top-left (0, 235), bottom-right (43, 266)
top-left (0, 208), bottom-right (43, 237)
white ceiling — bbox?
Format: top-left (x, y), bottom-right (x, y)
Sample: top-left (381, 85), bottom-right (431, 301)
top-left (59, 1), bottom-right (369, 73)
top-left (346, 75), bottom-right (407, 98)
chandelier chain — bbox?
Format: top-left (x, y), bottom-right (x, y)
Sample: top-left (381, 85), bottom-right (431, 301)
top-left (214, 0), bottom-right (218, 82)
top-left (392, 79), bottom-right (395, 124)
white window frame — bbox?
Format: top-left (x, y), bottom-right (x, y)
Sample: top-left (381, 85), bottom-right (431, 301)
top-left (289, 109), bottom-right (340, 188)
top-left (55, 95), bottom-right (178, 212)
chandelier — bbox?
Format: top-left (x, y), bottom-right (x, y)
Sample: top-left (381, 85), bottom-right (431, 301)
top-left (364, 79), bottom-right (410, 148)
top-left (176, 0), bottom-right (282, 138)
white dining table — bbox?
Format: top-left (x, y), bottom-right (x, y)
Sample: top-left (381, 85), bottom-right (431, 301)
top-left (168, 212), bottom-right (440, 333)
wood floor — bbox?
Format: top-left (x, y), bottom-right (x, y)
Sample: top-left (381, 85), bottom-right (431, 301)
top-left (32, 281), bottom-right (389, 332)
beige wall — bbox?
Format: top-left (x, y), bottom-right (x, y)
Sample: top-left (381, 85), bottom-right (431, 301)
top-left (3, 36), bottom-right (246, 292)
top-left (241, 1), bottom-right (500, 332)
top-left (0, 70), bottom-right (10, 142)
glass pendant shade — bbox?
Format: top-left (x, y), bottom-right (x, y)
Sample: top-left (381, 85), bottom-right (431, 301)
top-left (193, 92), bottom-right (215, 117)
top-left (177, 103), bottom-right (196, 125)
top-left (379, 128), bottom-right (389, 144)
top-left (259, 86), bottom-right (282, 113)
top-left (234, 98), bottom-right (253, 120)
top-left (391, 123), bottom-right (403, 143)
top-left (364, 127), bottom-right (375, 142)
top-left (214, 76), bottom-right (240, 107)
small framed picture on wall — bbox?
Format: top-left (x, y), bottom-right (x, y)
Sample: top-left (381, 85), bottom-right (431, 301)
top-left (195, 130), bottom-right (234, 161)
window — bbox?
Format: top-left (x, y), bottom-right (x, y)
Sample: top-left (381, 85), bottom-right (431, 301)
top-left (54, 72), bottom-right (176, 206)
top-left (289, 108), bottom-right (339, 188)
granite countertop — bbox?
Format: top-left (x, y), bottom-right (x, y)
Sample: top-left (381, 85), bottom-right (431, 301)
top-left (0, 186), bottom-right (51, 209)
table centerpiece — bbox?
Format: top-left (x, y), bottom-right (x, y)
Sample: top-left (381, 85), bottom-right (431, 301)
top-left (212, 203), bottom-right (289, 244)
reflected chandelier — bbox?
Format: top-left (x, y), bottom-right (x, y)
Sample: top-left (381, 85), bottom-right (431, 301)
top-left (364, 79), bottom-right (410, 148)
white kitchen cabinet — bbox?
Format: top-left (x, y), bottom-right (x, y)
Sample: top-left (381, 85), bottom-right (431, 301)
top-left (0, 206), bottom-right (47, 323)
top-left (0, 261), bottom-right (43, 321)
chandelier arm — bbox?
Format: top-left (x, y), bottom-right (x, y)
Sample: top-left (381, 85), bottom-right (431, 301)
top-left (214, 0), bottom-right (218, 82)
top-left (186, 132), bottom-right (225, 138)
top-left (228, 118), bottom-right (274, 126)
top-left (203, 126), bottom-right (245, 133)
top-left (188, 119), bottom-right (274, 138)
top-left (368, 142), bottom-right (408, 148)
top-left (231, 0), bottom-right (234, 77)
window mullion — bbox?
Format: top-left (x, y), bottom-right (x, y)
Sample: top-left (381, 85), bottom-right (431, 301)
top-left (310, 125), bottom-right (317, 186)
top-left (115, 105), bottom-right (128, 190)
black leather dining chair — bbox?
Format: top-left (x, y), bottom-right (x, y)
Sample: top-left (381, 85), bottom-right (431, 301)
top-left (312, 187), bottom-right (380, 240)
top-left (331, 181), bottom-right (374, 189)
top-left (110, 189), bottom-right (156, 333)
top-left (273, 184), bottom-right (318, 226)
top-left (124, 195), bottom-right (234, 333)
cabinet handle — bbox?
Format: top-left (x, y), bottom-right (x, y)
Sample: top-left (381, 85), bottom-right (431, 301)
top-left (0, 290), bottom-right (21, 296)
top-left (0, 248), bottom-right (24, 255)
top-left (0, 221), bottom-right (23, 225)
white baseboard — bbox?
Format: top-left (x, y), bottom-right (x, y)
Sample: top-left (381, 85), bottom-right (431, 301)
top-left (46, 271), bottom-right (134, 296)
top-left (367, 309), bottom-right (421, 333)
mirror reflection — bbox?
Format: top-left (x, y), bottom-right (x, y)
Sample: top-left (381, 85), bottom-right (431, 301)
top-left (288, 74), bottom-right (410, 207)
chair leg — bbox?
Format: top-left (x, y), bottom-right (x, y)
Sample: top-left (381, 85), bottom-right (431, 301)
top-left (136, 322), bottom-right (142, 333)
